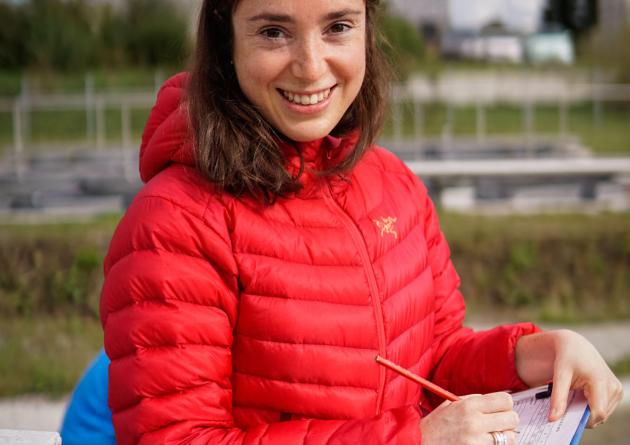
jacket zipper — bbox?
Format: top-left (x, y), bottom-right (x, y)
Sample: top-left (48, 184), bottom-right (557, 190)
top-left (324, 185), bottom-right (387, 415)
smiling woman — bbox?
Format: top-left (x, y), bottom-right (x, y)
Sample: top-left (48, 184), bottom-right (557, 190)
top-left (188, 0), bottom-right (388, 201)
top-left (97, 1), bottom-right (623, 444)
top-left (232, 1), bottom-right (366, 142)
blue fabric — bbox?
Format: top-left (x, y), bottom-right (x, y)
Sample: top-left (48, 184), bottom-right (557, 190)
top-left (60, 349), bottom-right (116, 445)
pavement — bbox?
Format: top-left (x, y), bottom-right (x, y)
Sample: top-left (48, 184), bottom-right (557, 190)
top-left (1, 321), bottom-right (630, 432)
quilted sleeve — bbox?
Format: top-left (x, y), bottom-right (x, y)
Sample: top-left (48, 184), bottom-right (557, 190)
top-left (100, 193), bottom-right (423, 445)
top-left (412, 178), bottom-right (540, 401)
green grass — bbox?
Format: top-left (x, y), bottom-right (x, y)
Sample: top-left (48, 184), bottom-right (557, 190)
top-left (0, 107), bottom-right (152, 153)
top-left (0, 67), bottom-right (181, 96)
top-left (0, 316), bottom-right (103, 397)
top-left (439, 212), bottom-right (630, 323)
top-left (382, 101), bottom-right (630, 155)
top-left (611, 356), bottom-right (630, 377)
top-left (0, 212), bottom-right (121, 236)
top-left (0, 67), bottom-right (629, 155)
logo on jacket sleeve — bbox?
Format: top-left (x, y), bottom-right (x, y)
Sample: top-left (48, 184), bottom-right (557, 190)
top-left (373, 216), bottom-right (398, 239)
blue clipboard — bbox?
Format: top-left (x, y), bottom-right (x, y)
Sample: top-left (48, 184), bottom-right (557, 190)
top-left (569, 406), bottom-right (590, 445)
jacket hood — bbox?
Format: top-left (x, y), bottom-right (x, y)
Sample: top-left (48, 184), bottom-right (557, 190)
top-left (139, 72), bottom-right (194, 183)
top-left (139, 72), bottom-right (359, 184)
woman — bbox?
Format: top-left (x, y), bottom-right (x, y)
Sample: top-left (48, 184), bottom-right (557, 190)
top-left (100, 1), bottom-right (623, 444)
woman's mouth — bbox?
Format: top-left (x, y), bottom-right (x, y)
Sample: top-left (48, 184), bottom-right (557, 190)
top-left (278, 86), bottom-right (335, 106)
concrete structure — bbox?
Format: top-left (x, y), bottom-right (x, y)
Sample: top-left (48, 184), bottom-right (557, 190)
top-left (599, 0), bottom-right (630, 32)
top-left (388, 0), bottom-right (450, 29)
top-left (442, 29), bottom-right (524, 63)
top-left (525, 31), bottom-right (574, 65)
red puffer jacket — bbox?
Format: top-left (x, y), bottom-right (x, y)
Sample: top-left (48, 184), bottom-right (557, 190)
top-left (100, 73), bottom-right (539, 445)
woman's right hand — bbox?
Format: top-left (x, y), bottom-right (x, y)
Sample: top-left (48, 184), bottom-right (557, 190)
top-left (420, 392), bottom-right (519, 445)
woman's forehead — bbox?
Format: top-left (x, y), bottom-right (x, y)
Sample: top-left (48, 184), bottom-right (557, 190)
top-left (233, 0), bottom-right (366, 20)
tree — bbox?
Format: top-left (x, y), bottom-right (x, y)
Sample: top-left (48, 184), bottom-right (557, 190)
top-left (122, 0), bottom-right (191, 67)
top-left (378, 11), bottom-right (426, 79)
top-left (24, 0), bottom-right (97, 71)
top-left (0, 2), bottom-right (30, 69)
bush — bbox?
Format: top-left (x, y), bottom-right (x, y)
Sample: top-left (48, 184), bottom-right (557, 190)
top-left (0, 2), bottom-right (30, 69)
top-left (441, 212), bottom-right (630, 322)
top-left (123, 0), bottom-right (190, 67)
top-left (378, 10), bottom-right (425, 79)
top-left (0, 223), bottom-right (113, 318)
top-left (24, 0), bottom-right (98, 71)
top-left (0, 0), bottom-right (190, 72)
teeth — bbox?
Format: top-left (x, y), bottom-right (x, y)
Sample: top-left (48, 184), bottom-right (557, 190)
top-left (282, 88), bottom-right (332, 105)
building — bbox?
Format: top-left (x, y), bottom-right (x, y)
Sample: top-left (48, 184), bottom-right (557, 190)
top-left (387, 0), bottom-right (450, 29)
top-left (599, 0), bottom-right (630, 31)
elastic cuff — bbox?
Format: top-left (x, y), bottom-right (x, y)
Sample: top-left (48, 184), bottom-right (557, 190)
top-left (507, 322), bottom-right (542, 390)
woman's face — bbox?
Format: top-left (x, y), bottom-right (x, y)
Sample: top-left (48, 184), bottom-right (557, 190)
top-left (232, 0), bottom-right (367, 142)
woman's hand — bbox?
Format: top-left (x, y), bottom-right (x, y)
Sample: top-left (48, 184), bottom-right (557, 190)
top-left (515, 329), bottom-right (624, 428)
top-left (420, 392), bottom-right (519, 445)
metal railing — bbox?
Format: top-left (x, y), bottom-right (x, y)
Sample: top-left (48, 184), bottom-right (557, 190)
top-left (1, 75), bottom-right (630, 182)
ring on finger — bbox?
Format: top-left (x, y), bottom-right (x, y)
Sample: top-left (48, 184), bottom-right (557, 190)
top-left (491, 431), bottom-right (508, 445)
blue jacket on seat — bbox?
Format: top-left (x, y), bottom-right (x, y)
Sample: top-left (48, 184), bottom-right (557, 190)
top-left (60, 349), bottom-right (116, 445)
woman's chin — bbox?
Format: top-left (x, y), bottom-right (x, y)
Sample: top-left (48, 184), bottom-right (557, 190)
top-left (277, 122), bottom-right (336, 143)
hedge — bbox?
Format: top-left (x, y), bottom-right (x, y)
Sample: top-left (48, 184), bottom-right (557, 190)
top-left (1, 212), bottom-right (628, 322)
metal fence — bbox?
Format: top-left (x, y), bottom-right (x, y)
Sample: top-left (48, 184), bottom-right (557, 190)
top-left (1, 73), bottom-right (630, 182)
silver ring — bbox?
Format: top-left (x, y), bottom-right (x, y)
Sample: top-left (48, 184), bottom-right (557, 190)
top-left (491, 431), bottom-right (507, 445)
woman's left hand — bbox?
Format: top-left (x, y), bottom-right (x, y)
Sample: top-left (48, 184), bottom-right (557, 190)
top-left (515, 329), bottom-right (624, 428)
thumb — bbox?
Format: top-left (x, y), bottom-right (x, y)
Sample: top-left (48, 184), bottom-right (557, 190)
top-left (549, 369), bottom-right (572, 421)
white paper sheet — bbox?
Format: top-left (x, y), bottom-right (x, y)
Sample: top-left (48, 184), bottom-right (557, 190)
top-left (512, 386), bottom-right (589, 445)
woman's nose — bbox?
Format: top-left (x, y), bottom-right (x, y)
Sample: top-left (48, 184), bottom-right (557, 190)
top-left (291, 37), bottom-right (326, 82)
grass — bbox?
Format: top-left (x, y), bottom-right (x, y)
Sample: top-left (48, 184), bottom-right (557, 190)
top-left (611, 357), bottom-right (630, 377)
top-left (0, 67), bottom-right (181, 96)
top-left (0, 316), bottom-right (103, 397)
top-left (0, 66), bottom-right (629, 155)
top-left (0, 212), bottom-right (120, 237)
top-left (1, 101), bottom-right (628, 156)
top-left (0, 107), bottom-right (152, 152)
top-left (381, 102), bottom-right (630, 155)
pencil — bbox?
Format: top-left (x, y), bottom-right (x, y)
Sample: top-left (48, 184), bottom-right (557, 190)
top-left (375, 355), bottom-right (461, 402)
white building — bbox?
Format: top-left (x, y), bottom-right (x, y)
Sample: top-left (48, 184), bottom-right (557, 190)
top-left (387, 0), bottom-right (450, 28)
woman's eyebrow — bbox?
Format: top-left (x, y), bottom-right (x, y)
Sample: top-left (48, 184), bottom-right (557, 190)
top-left (247, 9), bottom-right (363, 23)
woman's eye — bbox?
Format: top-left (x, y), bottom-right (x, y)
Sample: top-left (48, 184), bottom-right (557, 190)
top-left (329, 23), bottom-right (351, 34)
top-left (261, 28), bottom-right (285, 39)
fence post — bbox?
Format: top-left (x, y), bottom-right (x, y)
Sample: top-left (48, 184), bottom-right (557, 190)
top-left (592, 69), bottom-right (603, 128)
top-left (522, 98), bottom-right (535, 156)
top-left (413, 101), bottom-right (424, 156)
top-left (154, 68), bottom-right (165, 97)
top-left (20, 74), bottom-right (31, 150)
top-left (392, 89), bottom-right (403, 141)
top-left (12, 100), bottom-right (25, 182)
top-left (121, 101), bottom-right (134, 182)
top-left (121, 101), bottom-right (131, 149)
top-left (559, 91), bottom-right (568, 140)
top-left (96, 98), bottom-right (106, 150)
top-left (476, 99), bottom-right (486, 144)
top-left (85, 73), bottom-right (95, 144)
top-left (441, 102), bottom-right (454, 157)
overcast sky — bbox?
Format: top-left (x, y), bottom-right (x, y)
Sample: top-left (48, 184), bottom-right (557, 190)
top-left (449, 0), bottom-right (547, 33)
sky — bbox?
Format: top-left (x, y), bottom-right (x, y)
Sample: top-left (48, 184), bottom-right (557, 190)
top-left (449, 0), bottom-right (548, 33)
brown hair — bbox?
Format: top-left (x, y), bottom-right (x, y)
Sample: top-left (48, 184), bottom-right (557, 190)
top-left (187, 0), bottom-right (391, 203)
